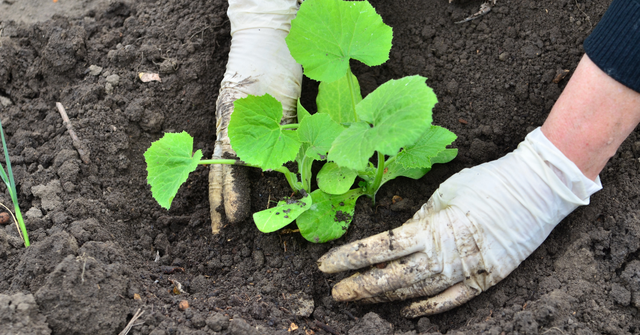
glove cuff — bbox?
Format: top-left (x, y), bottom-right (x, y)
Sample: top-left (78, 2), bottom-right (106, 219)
top-left (525, 127), bottom-right (602, 202)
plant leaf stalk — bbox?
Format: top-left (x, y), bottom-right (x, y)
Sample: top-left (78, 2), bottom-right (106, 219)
top-left (366, 151), bottom-right (386, 205)
top-left (346, 66), bottom-right (359, 122)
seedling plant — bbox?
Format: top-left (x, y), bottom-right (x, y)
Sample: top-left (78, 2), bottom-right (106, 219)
top-left (144, 0), bottom-right (457, 243)
top-left (0, 119), bottom-right (30, 247)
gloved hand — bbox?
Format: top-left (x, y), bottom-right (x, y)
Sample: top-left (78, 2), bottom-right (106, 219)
top-left (209, 0), bottom-right (302, 233)
top-left (317, 127), bottom-right (602, 317)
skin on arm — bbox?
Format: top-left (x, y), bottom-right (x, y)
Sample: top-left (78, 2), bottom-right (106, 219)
top-left (542, 54), bottom-right (640, 181)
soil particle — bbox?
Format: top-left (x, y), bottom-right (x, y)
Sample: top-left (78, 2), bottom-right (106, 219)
top-left (34, 253), bottom-right (128, 335)
top-left (69, 218), bottom-right (112, 246)
top-left (229, 317), bottom-right (258, 335)
top-left (348, 312), bottom-right (393, 335)
top-left (610, 283), bottom-right (631, 306)
top-left (10, 231), bottom-right (78, 292)
top-left (0, 292), bottom-right (51, 335)
top-left (205, 313), bottom-right (229, 332)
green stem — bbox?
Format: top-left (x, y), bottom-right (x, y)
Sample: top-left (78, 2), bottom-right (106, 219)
top-left (14, 205), bottom-right (29, 247)
top-left (368, 151), bottom-right (385, 205)
top-left (280, 124), bottom-right (299, 130)
top-left (346, 66), bottom-right (359, 122)
top-left (274, 166), bottom-right (303, 191)
top-left (300, 155), bottom-right (313, 192)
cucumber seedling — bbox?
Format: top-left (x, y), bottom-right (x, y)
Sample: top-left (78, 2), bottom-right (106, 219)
top-left (144, 0), bottom-right (457, 243)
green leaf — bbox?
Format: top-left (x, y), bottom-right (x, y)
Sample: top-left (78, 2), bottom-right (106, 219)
top-left (297, 99), bottom-right (311, 124)
top-left (396, 126), bottom-right (457, 168)
top-left (328, 76), bottom-right (438, 171)
top-left (144, 132), bottom-right (203, 209)
top-left (317, 162), bottom-right (358, 194)
top-left (381, 161), bottom-right (429, 186)
top-left (317, 71), bottom-right (362, 123)
top-left (357, 75), bottom-right (437, 156)
top-left (298, 113), bottom-right (345, 160)
top-left (430, 148), bottom-right (458, 165)
top-left (286, 0), bottom-right (393, 82)
top-left (327, 122), bottom-right (373, 171)
top-left (297, 189), bottom-right (363, 243)
top-left (253, 193), bottom-right (312, 233)
top-left (229, 94), bottom-right (301, 170)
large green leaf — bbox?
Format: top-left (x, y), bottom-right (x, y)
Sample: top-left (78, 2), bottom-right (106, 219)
top-left (317, 162), bottom-right (358, 194)
top-left (395, 126), bottom-right (457, 168)
top-left (328, 76), bottom-right (437, 171)
top-left (298, 113), bottom-right (345, 160)
top-left (297, 189), bottom-right (363, 243)
top-left (254, 193), bottom-right (312, 233)
top-left (357, 75), bottom-right (437, 156)
top-left (286, 0), bottom-right (393, 82)
top-left (317, 71), bottom-right (362, 123)
top-left (144, 132), bottom-right (203, 209)
top-left (326, 122), bottom-right (373, 171)
top-left (229, 94), bottom-right (301, 170)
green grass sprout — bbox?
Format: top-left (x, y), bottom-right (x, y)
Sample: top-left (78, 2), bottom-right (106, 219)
top-left (0, 118), bottom-right (29, 247)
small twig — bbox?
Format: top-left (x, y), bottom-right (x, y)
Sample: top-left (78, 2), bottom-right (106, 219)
top-left (343, 309), bottom-right (358, 321)
top-left (118, 308), bottom-right (145, 335)
top-left (55, 102), bottom-right (91, 164)
top-left (314, 320), bottom-right (340, 335)
top-left (75, 253), bottom-right (95, 283)
top-left (0, 201), bottom-right (23, 243)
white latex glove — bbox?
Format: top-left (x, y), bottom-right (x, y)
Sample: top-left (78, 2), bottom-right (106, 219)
top-left (209, 0), bottom-right (303, 233)
top-left (317, 127), bottom-right (602, 317)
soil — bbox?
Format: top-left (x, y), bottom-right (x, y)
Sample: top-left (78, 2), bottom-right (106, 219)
top-left (1, 0), bottom-right (639, 334)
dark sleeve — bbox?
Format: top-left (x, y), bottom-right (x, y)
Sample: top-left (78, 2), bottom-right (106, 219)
top-left (583, 0), bottom-right (640, 93)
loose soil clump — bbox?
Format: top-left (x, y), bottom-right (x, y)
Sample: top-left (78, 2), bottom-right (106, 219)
top-left (1, 0), bottom-right (639, 334)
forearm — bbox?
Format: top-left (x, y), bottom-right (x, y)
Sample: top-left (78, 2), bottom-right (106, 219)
top-left (541, 54), bottom-right (640, 181)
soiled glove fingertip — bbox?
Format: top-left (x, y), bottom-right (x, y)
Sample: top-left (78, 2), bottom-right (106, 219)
top-left (331, 282), bottom-right (359, 301)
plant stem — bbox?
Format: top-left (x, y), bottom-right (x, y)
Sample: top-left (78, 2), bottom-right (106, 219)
top-left (274, 166), bottom-right (303, 191)
top-left (280, 124), bottom-right (299, 130)
top-left (368, 151), bottom-right (385, 205)
top-left (346, 66), bottom-right (359, 122)
top-left (300, 155), bottom-right (313, 192)
top-left (14, 206), bottom-right (29, 247)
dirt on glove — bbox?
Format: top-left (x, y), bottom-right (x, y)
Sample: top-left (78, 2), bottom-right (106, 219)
top-left (1, 0), bottom-right (639, 334)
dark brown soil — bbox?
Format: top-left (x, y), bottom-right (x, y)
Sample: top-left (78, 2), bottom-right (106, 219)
top-left (2, 0), bottom-right (639, 334)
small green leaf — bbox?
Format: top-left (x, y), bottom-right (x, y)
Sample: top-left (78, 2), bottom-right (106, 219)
top-left (229, 94), bottom-right (301, 170)
top-left (381, 161), bottom-right (429, 186)
top-left (297, 99), bottom-right (311, 123)
top-left (253, 193), bottom-right (312, 233)
top-left (298, 113), bottom-right (345, 160)
top-left (144, 132), bottom-right (203, 209)
top-left (430, 148), bottom-right (458, 165)
top-left (317, 162), bottom-right (358, 194)
top-left (327, 122), bottom-right (373, 171)
top-left (357, 75), bottom-right (437, 156)
top-left (286, 0), bottom-right (393, 82)
top-left (317, 71), bottom-right (362, 123)
top-left (396, 126), bottom-right (457, 168)
top-left (297, 189), bottom-right (363, 243)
